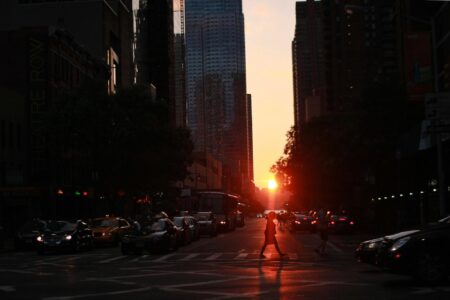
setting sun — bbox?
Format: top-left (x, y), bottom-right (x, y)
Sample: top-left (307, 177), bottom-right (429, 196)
top-left (268, 179), bottom-right (278, 190)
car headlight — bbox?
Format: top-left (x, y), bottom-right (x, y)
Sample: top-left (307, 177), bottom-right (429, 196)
top-left (65, 235), bottom-right (72, 241)
top-left (368, 242), bottom-right (378, 249)
top-left (390, 237), bottom-right (410, 252)
top-left (36, 236), bottom-right (43, 242)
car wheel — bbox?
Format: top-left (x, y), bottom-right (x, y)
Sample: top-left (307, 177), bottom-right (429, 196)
top-left (415, 253), bottom-right (447, 283)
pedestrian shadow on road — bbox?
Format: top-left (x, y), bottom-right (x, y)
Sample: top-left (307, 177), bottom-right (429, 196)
top-left (257, 259), bottom-right (286, 299)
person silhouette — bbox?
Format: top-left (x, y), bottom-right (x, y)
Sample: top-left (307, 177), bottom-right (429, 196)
top-left (260, 211), bottom-right (286, 258)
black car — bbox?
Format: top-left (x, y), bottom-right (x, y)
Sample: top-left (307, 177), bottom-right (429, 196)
top-left (121, 218), bottom-right (178, 255)
top-left (36, 220), bottom-right (94, 254)
top-left (376, 216), bottom-right (450, 283)
top-left (328, 215), bottom-right (355, 233)
top-left (194, 212), bottom-right (218, 237)
top-left (355, 237), bottom-right (384, 265)
top-left (14, 219), bottom-right (47, 250)
top-left (290, 214), bottom-right (317, 233)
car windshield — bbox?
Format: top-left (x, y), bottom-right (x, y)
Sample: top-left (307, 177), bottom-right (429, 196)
top-left (47, 221), bottom-right (76, 232)
top-left (92, 219), bottom-right (118, 228)
top-left (150, 220), bottom-right (167, 232)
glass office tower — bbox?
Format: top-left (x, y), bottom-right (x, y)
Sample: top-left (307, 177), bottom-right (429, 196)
top-left (185, 0), bottom-right (248, 189)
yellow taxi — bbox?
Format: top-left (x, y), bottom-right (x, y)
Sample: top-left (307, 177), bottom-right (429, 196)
top-left (91, 217), bottom-right (131, 246)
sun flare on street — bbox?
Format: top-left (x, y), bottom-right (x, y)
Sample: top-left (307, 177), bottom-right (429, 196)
top-left (268, 179), bottom-right (278, 190)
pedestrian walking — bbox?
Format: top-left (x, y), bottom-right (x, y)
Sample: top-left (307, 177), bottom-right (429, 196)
top-left (315, 207), bottom-right (329, 255)
top-left (260, 211), bottom-right (286, 258)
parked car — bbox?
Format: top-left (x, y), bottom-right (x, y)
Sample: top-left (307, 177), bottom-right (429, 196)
top-left (36, 220), bottom-right (94, 254)
top-left (121, 218), bottom-right (178, 254)
top-left (14, 219), bottom-right (47, 250)
top-left (91, 217), bottom-right (131, 246)
top-left (375, 216), bottom-right (450, 283)
top-left (236, 211), bottom-right (245, 227)
top-left (328, 214), bottom-right (355, 233)
top-left (173, 216), bottom-right (193, 246)
top-left (355, 237), bottom-right (384, 265)
top-left (185, 216), bottom-right (200, 241)
top-left (195, 212), bottom-right (218, 237)
top-left (290, 213), bottom-right (317, 233)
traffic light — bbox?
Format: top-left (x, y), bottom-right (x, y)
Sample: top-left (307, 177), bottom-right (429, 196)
top-left (82, 191), bottom-right (89, 197)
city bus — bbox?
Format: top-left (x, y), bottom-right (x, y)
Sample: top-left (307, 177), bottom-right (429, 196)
top-left (196, 191), bottom-right (239, 231)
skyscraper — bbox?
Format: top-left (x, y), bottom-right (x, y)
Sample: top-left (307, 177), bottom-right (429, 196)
top-left (184, 0), bottom-right (249, 193)
top-left (292, 0), bottom-right (326, 129)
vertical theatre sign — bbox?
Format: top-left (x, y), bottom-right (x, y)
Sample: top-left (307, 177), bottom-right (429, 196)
top-left (28, 32), bottom-right (47, 181)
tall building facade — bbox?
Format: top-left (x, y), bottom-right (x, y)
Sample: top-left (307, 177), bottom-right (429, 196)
top-left (292, 0), bottom-right (326, 129)
top-left (184, 0), bottom-right (249, 193)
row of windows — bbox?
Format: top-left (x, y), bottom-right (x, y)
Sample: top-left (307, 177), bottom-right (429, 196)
top-left (0, 120), bottom-right (22, 152)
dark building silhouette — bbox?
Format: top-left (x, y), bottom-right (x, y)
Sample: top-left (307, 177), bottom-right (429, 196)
top-left (0, 26), bottom-right (108, 231)
top-left (292, 0), bottom-right (326, 129)
top-left (136, 0), bottom-right (175, 119)
top-left (0, 0), bottom-right (134, 93)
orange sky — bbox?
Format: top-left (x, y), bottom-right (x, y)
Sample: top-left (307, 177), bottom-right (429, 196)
top-left (243, 0), bottom-right (297, 188)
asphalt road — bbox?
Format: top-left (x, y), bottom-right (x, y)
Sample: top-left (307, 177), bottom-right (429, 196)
top-left (0, 218), bottom-right (449, 300)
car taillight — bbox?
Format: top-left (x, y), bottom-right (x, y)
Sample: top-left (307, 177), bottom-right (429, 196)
top-left (339, 217), bottom-right (347, 221)
top-left (295, 220), bottom-right (301, 224)
top-left (350, 221), bottom-right (355, 225)
top-left (311, 220), bottom-right (317, 224)
top-left (330, 221), bottom-right (335, 225)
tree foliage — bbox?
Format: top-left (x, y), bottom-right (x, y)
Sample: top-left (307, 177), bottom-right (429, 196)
top-left (272, 86), bottom-right (423, 209)
top-left (45, 83), bottom-right (193, 196)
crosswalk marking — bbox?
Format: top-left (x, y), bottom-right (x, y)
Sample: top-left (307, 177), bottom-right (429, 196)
top-left (152, 253), bottom-right (178, 262)
top-left (179, 253), bottom-right (200, 261)
top-left (99, 256), bottom-right (124, 264)
top-left (204, 253), bottom-right (222, 261)
top-left (234, 253), bottom-right (248, 260)
top-left (131, 255), bottom-right (148, 262)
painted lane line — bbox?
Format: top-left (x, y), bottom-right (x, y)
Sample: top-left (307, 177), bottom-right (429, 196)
top-left (204, 253), bottom-right (222, 261)
top-left (179, 253), bottom-right (200, 261)
top-left (234, 253), bottom-right (248, 260)
top-left (99, 256), bottom-right (125, 264)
